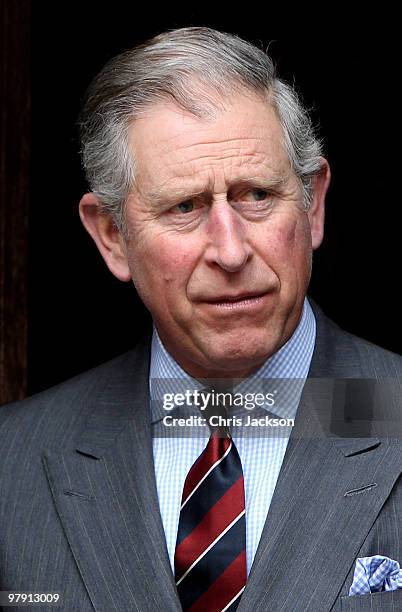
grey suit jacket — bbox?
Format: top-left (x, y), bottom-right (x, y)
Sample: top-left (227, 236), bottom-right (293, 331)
top-left (1, 301), bottom-right (402, 612)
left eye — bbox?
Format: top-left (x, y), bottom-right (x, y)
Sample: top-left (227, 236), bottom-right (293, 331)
top-left (175, 201), bottom-right (194, 214)
top-left (249, 189), bottom-right (269, 201)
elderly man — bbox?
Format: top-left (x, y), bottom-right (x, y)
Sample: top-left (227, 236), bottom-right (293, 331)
top-left (1, 27), bottom-right (402, 612)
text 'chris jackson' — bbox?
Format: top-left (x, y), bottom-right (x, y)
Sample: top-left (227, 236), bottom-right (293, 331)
top-left (163, 415), bottom-right (295, 428)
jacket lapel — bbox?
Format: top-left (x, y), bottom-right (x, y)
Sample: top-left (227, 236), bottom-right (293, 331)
top-left (43, 337), bottom-right (182, 612)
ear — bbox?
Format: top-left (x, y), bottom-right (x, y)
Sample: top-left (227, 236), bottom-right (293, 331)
top-left (307, 157), bottom-right (331, 250)
top-left (79, 192), bottom-right (132, 282)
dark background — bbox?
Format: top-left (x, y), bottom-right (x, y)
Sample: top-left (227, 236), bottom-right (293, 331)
top-left (28, 5), bottom-right (401, 395)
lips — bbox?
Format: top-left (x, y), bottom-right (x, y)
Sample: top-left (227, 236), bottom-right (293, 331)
top-left (203, 291), bottom-right (268, 303)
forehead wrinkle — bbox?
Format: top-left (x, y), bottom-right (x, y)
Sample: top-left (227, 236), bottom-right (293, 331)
top-left (165, 136), bottom-right (279, 164)
top-left (146, 146), bottom-right (289, 194)
top-left (159, 153), bottom-right (271, 184)
top-left (166, 151), bottom-right (271, 168)
top-left (159, 137), bottom-right (289, 182)
top-left (156, 156), bottom-right (273, 188)
top-left (167, 145), bottom-right (283, 173)
top-left (170, 134), bottom-right (265, 150)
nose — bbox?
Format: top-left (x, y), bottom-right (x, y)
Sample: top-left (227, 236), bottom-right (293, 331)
top-left (204, 201), bottom-right (252, 273)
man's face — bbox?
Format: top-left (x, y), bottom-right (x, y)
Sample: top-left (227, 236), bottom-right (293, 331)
top-left (119, 93), bottom-right (326, 378)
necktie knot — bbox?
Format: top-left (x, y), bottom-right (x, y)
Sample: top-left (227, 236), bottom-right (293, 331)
top-left (199, 388), bottom-right (233, 438)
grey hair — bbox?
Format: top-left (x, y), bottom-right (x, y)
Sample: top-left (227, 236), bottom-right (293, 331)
top-left (79, 27), bottom-right (323, 235)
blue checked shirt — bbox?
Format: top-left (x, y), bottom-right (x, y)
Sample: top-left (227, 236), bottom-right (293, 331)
top-left (150, 297), bottom-right (316, 575)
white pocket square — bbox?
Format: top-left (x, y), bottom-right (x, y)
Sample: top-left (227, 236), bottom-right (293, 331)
top-left (349, 555), bottom-right (402, 596)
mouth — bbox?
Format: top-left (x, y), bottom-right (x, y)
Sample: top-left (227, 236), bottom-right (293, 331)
top-left (202, 291), bottom-right (270, 310)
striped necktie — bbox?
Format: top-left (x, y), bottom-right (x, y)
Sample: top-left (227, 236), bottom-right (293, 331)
top-left (174, 396), bottom-right (247, 611)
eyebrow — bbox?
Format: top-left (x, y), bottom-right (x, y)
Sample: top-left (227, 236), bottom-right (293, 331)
top-left (229, 176), bottom-right (287, 193)
top-left (147, 175), bottom-right (288, 207)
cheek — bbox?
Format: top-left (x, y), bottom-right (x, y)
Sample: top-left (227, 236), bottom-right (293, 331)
top-left (268, 216), bottom-right (312, 273)
top-left (276, 221), bottom-right (297, 250)
top-left (129, 233), bottom-right (196, 287)
top-left (293, 216), bottom-right (313, 257)
top-left (289, 217), bottom-right (313, 283)
top-left (268, 218), bottom-right (298, 255)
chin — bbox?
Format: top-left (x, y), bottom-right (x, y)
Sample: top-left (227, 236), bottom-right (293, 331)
top-left (200, 336), bottom-right (276, 375)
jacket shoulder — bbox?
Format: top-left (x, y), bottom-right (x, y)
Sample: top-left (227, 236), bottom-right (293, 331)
top-left (0, 338), bottom-right (150, 448)
top-left (309, 298), bottom-right (402, 378)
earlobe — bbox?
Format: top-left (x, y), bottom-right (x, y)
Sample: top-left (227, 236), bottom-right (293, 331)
top-left (308, 158), bottom-right (331, 250)
top-left (79, 192), bottom-right (132, 282)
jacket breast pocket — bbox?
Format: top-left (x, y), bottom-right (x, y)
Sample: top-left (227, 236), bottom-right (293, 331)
top-left (340, 588), bottom-right (402, 611)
